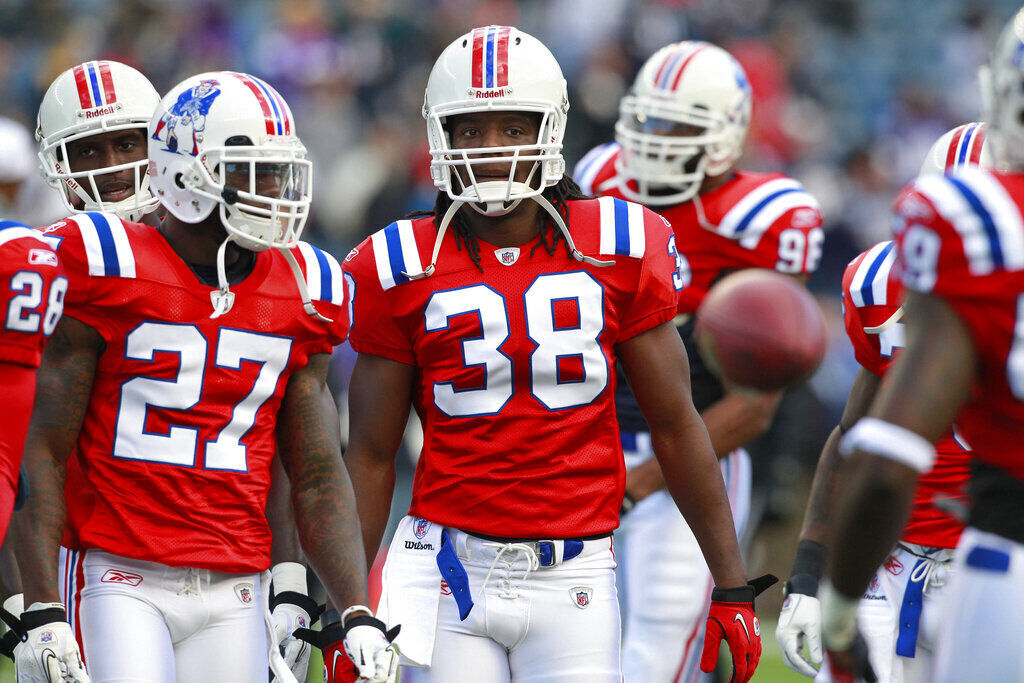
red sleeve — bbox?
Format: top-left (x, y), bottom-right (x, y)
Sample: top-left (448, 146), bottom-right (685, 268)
top-left (342, 241), bottom-right (415, 364)
top-left (618, 208), bottom-right (680, 341)
top-left (0, 362), bottom-right (36, 531)
top-left (0, 233), bottom-right (67, 368)
top-left (39, 218), bottom-right (119, 340)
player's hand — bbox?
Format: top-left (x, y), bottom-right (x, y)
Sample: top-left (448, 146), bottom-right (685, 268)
top-left (270, 589), bottom-right (323, 681)
top-left (12, 603), bottom-right (91, 682)
top-left (700, 574), bottom-right (777, 683)
top-left (294, 608), bottom-right (400, 683)
top-left (820, 583), bottom-right (877, 683)
top-left (776, 590), bottom-right (822, 677)
top-left (0, 593), bottom-right (25, 660)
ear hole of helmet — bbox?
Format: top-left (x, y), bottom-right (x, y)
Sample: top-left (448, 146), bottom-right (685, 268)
top-left (174, 173), bottom-right (186, 190)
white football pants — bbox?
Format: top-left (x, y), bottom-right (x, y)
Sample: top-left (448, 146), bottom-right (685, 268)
top-left (399, 529), bottom-right (620, 682)
top-left (932, 527), bottom-right (1024, 682)
top-left (816, 543), bottom-right (953, 683)
top-left (58, 547), bottom-right (275, 682)
top-left (616, 433), bottom-right (751, 683)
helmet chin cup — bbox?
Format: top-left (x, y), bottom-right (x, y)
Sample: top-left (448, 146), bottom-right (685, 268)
top-left (459, 180), bottom-right (530, 216)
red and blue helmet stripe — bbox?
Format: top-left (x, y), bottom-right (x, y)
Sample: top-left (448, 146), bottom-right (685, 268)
top-left (945, 123), bottom-right (986, 171)
top-left (652, 42), bottom-right (708, 92)
top-left (72, 61), bottom-right (117, 109)
top-left (229, 72), bottom-right (292, 136)
top-left (471, 26), bottom-right (510, 89)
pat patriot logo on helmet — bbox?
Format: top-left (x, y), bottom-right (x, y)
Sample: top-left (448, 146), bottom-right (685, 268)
top-left (151, 79), bottom-right (221, 157)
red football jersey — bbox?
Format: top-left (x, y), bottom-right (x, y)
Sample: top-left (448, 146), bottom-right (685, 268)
top-left (43, 212), bottom-right (348, 572)
top-left (842, 242), bottom-right (969, 548)
top-left (894, 167), bottom-right (1024, 481)
top-left (0, 222), bottom-right (66, 368)
top-left (574, 143), bottom-right (824, 313)
top-left (345, 198), bottom-right (679, 538)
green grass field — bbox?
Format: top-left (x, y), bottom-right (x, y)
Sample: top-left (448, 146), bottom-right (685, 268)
top-left (0, 617), bottom-right (809, 682)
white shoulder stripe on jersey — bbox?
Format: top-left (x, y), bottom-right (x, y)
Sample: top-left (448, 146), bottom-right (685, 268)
top-left (736, 190), bottom-right (820, 249)
top-left (717, 178), bottom-right (808, 241)
top-left (370, 219), bottom-right (424, 291)
top-left (597, 196), bottom-right (646, 258)
top-left (574, 143), bottom-right (620, 196)
top-left (915, 171), bottom-right (1024, 276)
top-left (296, 242), bottom-right (345, 305)
top-left (72, 212), bottom-right (136, 278)
top-left (848, 241), bottom-right (895, 308)
top-left (950, 168), bottom-right (1024, 273)
top-left (0, 227), bottom-right (52, 250)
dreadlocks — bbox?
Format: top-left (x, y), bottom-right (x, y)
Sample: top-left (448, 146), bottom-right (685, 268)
top-left (407, 175), bottom-right (592, 271)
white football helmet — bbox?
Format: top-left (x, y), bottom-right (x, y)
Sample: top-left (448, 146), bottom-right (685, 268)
top-left (423, 25), bottom-right (569, 215)
top-left (981, 8), bottom-right (1024, 171)
top-left (148, 72), bottom-right (319, 320)
top-left (918, 122), bottom-right (991, 176)
top-left (36, 60), bottom-right (160, 222)
top-left (148, 71), bottom-right (311, 252)
top-left (615, 41), bottom-right (752, 206)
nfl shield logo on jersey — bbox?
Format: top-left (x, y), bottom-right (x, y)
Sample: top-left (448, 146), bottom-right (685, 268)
top-left (414, 518), bottom-right (431, 539)
top-left (234, 582), bottom-right (255, 604)
top-left (570, 586), bottom-right (593, 609)
top-left (494, 247), bottom-right (520, 266)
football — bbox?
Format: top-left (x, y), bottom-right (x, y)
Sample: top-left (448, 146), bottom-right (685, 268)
top-left (695, 270), bottom-right (828, 391)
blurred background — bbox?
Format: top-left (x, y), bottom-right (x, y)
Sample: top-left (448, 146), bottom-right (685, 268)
top-left (0, 0), bottom-right (1018, 680)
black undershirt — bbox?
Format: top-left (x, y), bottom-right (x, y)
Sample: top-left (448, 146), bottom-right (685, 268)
top-left (186, 248), bottom-right (257, 288)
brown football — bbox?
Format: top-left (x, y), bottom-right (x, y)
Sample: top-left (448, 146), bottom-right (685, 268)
top-left (695, 269), bottom-right (828, 391)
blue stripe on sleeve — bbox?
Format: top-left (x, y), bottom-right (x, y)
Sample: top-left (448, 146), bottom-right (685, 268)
top-left (734, 187), bottom-right (800, 234)
top-left (947, 176), bottom-right (1005, 268)
top-left (858, 242), bottom-right (895, 307)
top-left (383, 222), bottom-right (408, 286)
top-left (86, 212), bottom-right (121, 276)
top-left (613, 197), bottom-right (630, 255)
top-left (310, 245), bottom-right (333, 301)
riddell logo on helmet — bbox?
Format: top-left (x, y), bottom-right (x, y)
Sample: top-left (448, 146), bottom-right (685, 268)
top-left (84, 105), bottom-right (116, 119)
top-left (472, 88), bottom-right (510, 99)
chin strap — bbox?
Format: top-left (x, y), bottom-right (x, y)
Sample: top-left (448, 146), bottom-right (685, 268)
top-left (281, 247), bottom-right (333, 323)
top-left (863, 307), bottom-right (903, 334)
top-left (207, 234), bottom-right (333, 323)
top-left (209, 234), bottom-right (237, 319)
top-left (403, 194), bottom-right (614, 281)
top-left (691, 192), bottom-right (720, 233)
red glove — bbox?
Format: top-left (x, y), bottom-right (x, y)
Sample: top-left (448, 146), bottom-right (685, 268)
top-left (700, 574), bottom-right (777, 683)
top-left (294, 622), bottom-right (357, 682)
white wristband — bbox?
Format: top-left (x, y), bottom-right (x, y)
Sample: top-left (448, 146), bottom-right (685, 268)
top-left (341, 604), bottom-right (373, 625)
top-left (839, 417), bottom-right (936, 472)
top-left (271, 562), bottom-right (308, 596)
top-left (819, 582), bottom-right (860, 651)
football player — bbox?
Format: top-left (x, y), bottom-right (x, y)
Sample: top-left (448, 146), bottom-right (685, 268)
top-left (777, 123), bottom-right (988, 682)
top-left (36, 60), bottom-right (162, 225)
top-left (13, 72), bottom-right (394, 682)
top-left (0, 221), bottom-right (64, 541)
top-left (342, 26), bottom-right (769, 683)
top-left (822, 12), bottom-right (1024, 681)
top-left (573, 40), bottom-right (821, 682)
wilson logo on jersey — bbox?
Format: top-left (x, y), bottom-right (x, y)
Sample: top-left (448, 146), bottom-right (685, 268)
top-left (100, 569), bottom-right (143, 586)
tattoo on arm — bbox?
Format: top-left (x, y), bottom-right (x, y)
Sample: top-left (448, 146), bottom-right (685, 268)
top-left (278, 353), bottom-right (368, 609)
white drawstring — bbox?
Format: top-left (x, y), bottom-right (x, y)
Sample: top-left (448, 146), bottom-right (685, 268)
top-left (908, 553), bottom-right (948, 594)
top-left (403, 194), bottom-right (615, 281)
top-left (177, 567), bottom-right (205, 598)
top-left (480, 542), bottom-right (540, 598)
